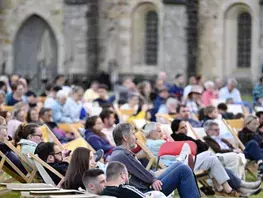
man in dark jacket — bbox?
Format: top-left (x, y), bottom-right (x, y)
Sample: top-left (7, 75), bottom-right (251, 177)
top-left (203, 120), bottom-right (246, 178)
top-left (110, 123), bottom-right (200, 197)
top-left (34, 142), bottom-right (69, 185)
top-left (101, 161), bottom-right (157, 198)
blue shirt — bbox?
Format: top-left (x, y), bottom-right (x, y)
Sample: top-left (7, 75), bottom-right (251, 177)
top-left (219, 86), bottom-right (242, 103)
top-left (50, 101), bottom-right (72, 123)
top-left (63, 97), bottom-right (83, 122)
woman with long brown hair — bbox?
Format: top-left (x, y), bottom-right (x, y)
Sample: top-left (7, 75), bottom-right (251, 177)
top-left (84, 116), bottom-right (114, 159)
top-left (61, 147), bottom-right (97, 190)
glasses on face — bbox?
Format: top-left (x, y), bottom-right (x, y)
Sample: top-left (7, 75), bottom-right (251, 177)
top-left (32, 134), bottom-right (43, 138)
top-left (212, 128), bottom-right (220, 132)
top-left (53, 151), bottom-right (62, 156)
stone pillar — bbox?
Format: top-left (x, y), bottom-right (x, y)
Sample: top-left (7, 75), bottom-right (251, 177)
top-left (162, 0), bottom-right (188, 80)
top-left (186, 0), bottom-right (198, 77)
top-left (63, 0), bottom-right (89, 76)
top-left (259, 0), bottom-right (263, 73)
top-left (87, 0), bottom-right (99, 75)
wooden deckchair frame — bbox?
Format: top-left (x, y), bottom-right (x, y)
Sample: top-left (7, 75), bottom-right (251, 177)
top-left (3, 140), bottom-right (38, 183)
top-left (0, 151), bottom-right (28, 183)
top-left (225, 119), bottom-right (244, 133)
top-left (58, 123), bottom-right (83, 138)
top-left (29, 153), bottom-right (64, 183)
top-left (222, 119), bottom-right (257, 179)
top-left (135, 130), bottom-right (166, 170)
top-left (41, 124), bottom-right (64, 150)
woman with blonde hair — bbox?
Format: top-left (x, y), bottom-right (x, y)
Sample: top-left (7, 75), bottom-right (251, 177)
top-left (238, 115), bottom-right (263, 177)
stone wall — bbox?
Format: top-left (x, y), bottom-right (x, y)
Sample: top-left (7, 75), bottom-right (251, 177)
top-left (0, 0), bottom-right (64, 75)
top-left (162, 3), bottom-right (188, 80)
top-left (198, 0), bottom-right (261, 83)
top-left (63, 2), bottom-right (90, 75)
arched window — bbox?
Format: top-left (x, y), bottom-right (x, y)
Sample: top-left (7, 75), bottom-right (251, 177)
top-left (237, 12), bottom-right (251, 68)
top-left (145, 11), bottom-right (158, 65)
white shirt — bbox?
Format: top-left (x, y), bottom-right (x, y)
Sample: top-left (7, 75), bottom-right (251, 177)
top-left (101, 125), bottom-right (116, 146)
top-left (219, 86), bottom-right (242, 103)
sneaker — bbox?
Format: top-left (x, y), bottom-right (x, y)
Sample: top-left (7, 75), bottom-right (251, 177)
top-left (239, 187), bottom-right (262, 197)
top-left (240, 180), bottom-right (261, 189)
top-left (177, 143), bottom-right (191, 164)
top-left (257, 163), bottom-right (263, 179)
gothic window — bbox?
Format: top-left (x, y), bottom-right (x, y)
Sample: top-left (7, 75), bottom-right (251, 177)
top-left (145, 11), bottom-right (158, 65)
top-left (237, 12), bottom-right (251, 68)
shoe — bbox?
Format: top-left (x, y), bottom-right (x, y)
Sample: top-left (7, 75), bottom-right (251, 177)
top-left (222, 190), bottom-right (240, 197)
top-left (94, 149), bottom-right (104, 162)
top-left (200, 186), bottom-right (215, 196)
top-left (257, 163), bottom-right (263, 175)
top-left (240, 180), bottom-right (261, 189)
top-left (239, 187), bottom-right (262, 197)
top-left (177, 143), bottom-right (191, 164)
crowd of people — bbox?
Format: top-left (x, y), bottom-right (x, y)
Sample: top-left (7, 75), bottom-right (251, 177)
top-left (1, 72), bottom-right (263, 197)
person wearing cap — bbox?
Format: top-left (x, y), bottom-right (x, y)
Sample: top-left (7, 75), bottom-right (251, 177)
top-left (185, 85), bottom-right (203, 115)
top-left (151, 87), bottom-right (169, 121)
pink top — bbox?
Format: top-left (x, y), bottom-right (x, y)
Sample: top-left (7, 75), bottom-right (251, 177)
top-left (202, 91), bottom-right (217, 106)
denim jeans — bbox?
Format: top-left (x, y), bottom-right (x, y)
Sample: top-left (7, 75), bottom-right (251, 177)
top-left (157, 162), bottom-right (200, 197)
top-left (225, 168), bottom-right (241, 190)
top-left (244, 140), bottom-right (263, 161)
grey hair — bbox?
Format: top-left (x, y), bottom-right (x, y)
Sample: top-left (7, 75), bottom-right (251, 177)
top-left (203, 120), bottom-right (219, 132)
top-left (113, 123), bottom-right (134, 146)
top-left (166, 97), bottom-right (178, 106)
top-left (204, 81), bottom-right (214, 89)
top-left (56, 90), bottom-right (68, 99)
top-left (143, 122), bottom-right (158, 138)
top-left (227, 78), bottom-right (238, 86)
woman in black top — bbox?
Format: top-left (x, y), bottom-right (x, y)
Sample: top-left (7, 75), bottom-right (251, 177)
top-left (61, 147), bottom-right (97, 190)
top-left (171, 119), bottom-right (209, 154)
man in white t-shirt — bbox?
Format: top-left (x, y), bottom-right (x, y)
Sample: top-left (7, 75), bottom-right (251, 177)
top-left (100, 109), bottom-right (116, 146)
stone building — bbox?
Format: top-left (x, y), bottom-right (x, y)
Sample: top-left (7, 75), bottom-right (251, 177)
top-left (0, 0), bottom-right (262, 88)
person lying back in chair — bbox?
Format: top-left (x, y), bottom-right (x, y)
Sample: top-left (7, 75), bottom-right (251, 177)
top-left (203, 120), bottom-right (246, 179)
top-left (34, 142), bottom-right (69, 185)
top-left (0, 118), bottom-right (27, 175)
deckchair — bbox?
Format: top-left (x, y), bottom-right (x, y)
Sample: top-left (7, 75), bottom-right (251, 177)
top-left (119, 109), bottom-right (135, 122)
top-left (225, 119), bottom-right (244, 132)
top-left (135, 131), bottom-right (166, 170)
top-left (29, 153), bottom-right (64, 186)
top-left (20, 189), bottom-right (84, 198)
top-left (227, 104), bottom-right (249, 116)
top-left (0, 150), bottom-right (28, 183)
top-left (40, 124), bottom-right (64, 150)
top-left (4, 140), bottom-right (38, 183)
top-left (63, 137), bottom-right (96, 153)
top-left (2, 106), bottom-right (14, 112)
top-left (58, 123), bottom-right (83, 138)
top-left (222, 120), bottom-right (257, 178)
top-left (155, 114), bottom-right (174, 124)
